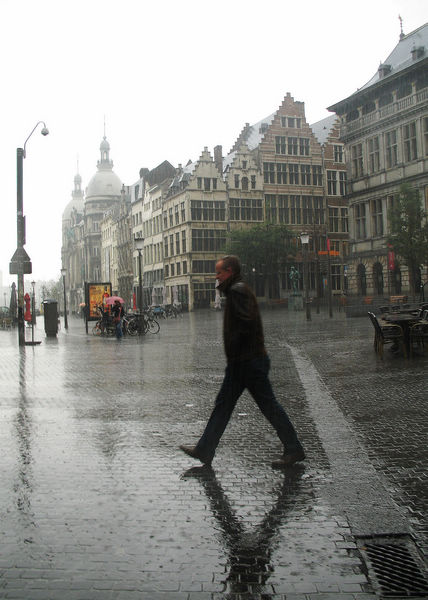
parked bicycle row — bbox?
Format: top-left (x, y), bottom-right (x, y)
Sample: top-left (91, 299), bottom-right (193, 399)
top-left (91, 304), bottom-right (183, 337)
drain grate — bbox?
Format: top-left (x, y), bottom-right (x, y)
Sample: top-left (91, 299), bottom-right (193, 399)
top-left (358, 536), bottom-right (428, 597)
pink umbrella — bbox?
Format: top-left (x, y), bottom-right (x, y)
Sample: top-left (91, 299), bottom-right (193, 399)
top-left (104, 296), bottom-right (124, 305)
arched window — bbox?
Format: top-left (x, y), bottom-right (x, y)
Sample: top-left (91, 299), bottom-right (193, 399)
top-left (241, 177), bottom-right (249, 191)
top-left (357, 263), bottom-right (367, 296)
top-left (373, 262), bottom-right (384, 296)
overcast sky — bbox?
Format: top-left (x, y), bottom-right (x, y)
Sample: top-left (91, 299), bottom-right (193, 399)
top-left (0, 0), bottom-right (426, 287)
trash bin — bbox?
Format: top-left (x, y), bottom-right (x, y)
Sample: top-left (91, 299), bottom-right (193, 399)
top-left (43, 299), bottom-right (58, 337)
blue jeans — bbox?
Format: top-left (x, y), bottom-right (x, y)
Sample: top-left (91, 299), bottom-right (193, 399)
top-left (196, 355), bottom-right (303, 462)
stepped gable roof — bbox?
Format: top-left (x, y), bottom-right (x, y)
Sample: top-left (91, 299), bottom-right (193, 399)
top-left (310, 114), bottom-right (337, 145)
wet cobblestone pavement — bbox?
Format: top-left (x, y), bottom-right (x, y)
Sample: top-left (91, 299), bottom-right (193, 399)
top-left (0, 308), bottom-right (427, 599)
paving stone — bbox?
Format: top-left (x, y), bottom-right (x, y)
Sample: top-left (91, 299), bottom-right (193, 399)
top-left (0, 309), bottom-right (426, 598)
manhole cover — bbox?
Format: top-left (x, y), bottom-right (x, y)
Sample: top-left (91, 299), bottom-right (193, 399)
top-left (358, 535), bottom-right (428, 597)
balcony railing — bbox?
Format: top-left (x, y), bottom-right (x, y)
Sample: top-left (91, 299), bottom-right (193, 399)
top-left (340, 86), bottom-right (427, 137)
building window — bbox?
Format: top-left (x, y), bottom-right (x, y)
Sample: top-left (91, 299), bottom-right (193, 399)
top-left (368, 136), bottom-right (380, 172)
top-left (301, 165), bottom-right (311, 185)
top-left (424, 117), bottom-right (428, 156)
top-left (171, 264), bottom-right (175, 276)
top-left (351, 144), bottom-right (364, 177)
top-left (334, 145), bottom-right (344, 162)
top-left (278, 195), bottom-right (289, 223)
top-left (163, 211), bottom-right (168, 229)
top-left (288, 137), bottom-right (298, 155)
top-left (341, 207), bottom-right (348, 232)
top-left (251, 175), bottom-right (256, 189)
top-left (175, 205), bottom-right (179, 225)
top-left (197, 177), bottom-right (202, 189)
top-left (299, 138), bottom-right (310, 156)
top-left (169, 208), bottom-right (173, 227)
top-left (403, 121), bottom-right (417, 162)
top-left (275, 136), bottom-right (286, 154)
top-left (266, 195), bottom-right (277, 222)
top-left (355, 203), bottom-right (367, 239)
top-left (276, 163), bottom-right (287, 184)
top-left (169, 234), bottom-right (174, 256)
top-left (192, 260), bottom-right (216, 273)
top-left (331, 265), bottom-right (341, 290)
top-left (182, 230), bottom-right (186, 253)
top-left (242, 160), bottom-right (247, 169)
top-left (371, 198), bottom-right (383, 236)
top-left (234, 174), bottom-right (240, 188)
top-left (183, 261), bottom-right (187, 274)
top-left (191, 229), bottom-right (226, 251)
top-left (327, 171), bottom-right (337, 195)
top-left (302, 196), bottom-right (313, 225)
top-left (230, 198), bottom-right (263, 221)
top-left (164, 237), bottom-right (168, 258)
top-left (204, 178), bottom-right (211, 191)
top-left (191, 200), bottom-right (225, 221)
top-left (175, 232), bottom-right (180, 254)
top-left (165, 264), bottom-right (169, 277)
top-left (329, 207), bottom-right (339, 232)
top-left (385, 130), bottom-right (398, 168)
top-left (339, 172), bottom-right (347, 195)
top-left (312, 165), bottom-right (322, 186)
top-left (289, 164), bottom-right (299, 184)
top-left (290, 195), bottom-right (301, 225)
top-left (263, 162), bottom-right (275, 183)
top-left (314, 197), bottom-right (324, 225)
top-left (181, 202), bottom-right (186, 222)
top-left (241, 177), bottom-right (249, 191)
top-left (176, 262), bottom-right (181, 275)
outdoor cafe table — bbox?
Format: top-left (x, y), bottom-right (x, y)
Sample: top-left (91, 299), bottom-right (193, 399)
top-left (382, 312), bottom-right (421, 355)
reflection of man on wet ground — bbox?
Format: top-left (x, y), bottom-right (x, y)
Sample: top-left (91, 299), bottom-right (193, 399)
top-left (180, 255), bottom-right (305, 468)
top-left (182, 466), bottom-right (303, 596)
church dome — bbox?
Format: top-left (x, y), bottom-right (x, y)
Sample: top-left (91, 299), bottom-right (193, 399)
top-left (85, 135), bottom-right (122, 199)
top-left (85, 169), bottom-right (122, 198)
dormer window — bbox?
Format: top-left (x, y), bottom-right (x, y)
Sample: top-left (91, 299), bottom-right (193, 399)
top-left (378, 64), bottom-right (391, 78)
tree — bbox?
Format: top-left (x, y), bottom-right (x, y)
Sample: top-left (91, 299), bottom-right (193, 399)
top-left (388, 184), bottom-right (428, 295)
top-left (224, 223), bottom-right (295, 298)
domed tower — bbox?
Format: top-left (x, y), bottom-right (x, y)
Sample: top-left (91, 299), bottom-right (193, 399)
top-left (83, 136), bottom-right (123, 282)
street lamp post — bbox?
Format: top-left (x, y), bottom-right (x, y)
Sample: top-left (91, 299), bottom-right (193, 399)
top-left (9, 121), bottom-right (49, 346)
top-left (60, 268), bottom-right (68, 330)
top-left (134, 236), bottom-right (144, 333)
top-left (300, 232), bottom-right (311, 321)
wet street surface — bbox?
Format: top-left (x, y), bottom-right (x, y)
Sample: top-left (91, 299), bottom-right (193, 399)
top-left (0, 309), bottom-right (427, 599)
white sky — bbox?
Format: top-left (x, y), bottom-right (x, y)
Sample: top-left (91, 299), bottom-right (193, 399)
top-left (0, 0), bottom-right (426, 287)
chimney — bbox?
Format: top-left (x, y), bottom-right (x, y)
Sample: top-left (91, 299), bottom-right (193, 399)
top-left (214, 145), bottom-right (223, 174)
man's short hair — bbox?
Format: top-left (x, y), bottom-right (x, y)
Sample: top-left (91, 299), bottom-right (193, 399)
top-left (220, 255), bottom-right (241, 275)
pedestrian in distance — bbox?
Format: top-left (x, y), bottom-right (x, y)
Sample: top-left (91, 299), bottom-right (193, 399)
top-left (112, 300), bottom-right (124, 339)
top-left (180, 255), bottom-right (305, 468)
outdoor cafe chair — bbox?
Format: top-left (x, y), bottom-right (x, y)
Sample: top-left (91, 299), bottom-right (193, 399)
top-left (409, 319), bottom-right (428, 357)
top-left (368, 312), bottom-right (406, 359)
top-left (378, 305), bottom-right (390, 314)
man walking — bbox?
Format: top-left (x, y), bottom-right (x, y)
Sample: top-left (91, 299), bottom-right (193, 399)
top-left (180, 255), bottom-right (305, 468)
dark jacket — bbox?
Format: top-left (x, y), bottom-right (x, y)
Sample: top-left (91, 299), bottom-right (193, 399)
top-left (219, 274), bottom-right (266, 363)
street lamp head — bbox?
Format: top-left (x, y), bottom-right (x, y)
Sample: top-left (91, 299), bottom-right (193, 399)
top-left (134, 235), bottom-right (144, 251)
top-left (41, 126), bottom-right (49, 136)
top-left (300, 232), bottom-right (310, 245)
top-left (60, 267), bottom-right (66, 277)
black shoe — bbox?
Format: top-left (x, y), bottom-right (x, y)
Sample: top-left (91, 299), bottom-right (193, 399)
top-left (271, 449), bottom-right (305, 468)
top-left (179, 445), bottom-right (212, 466)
